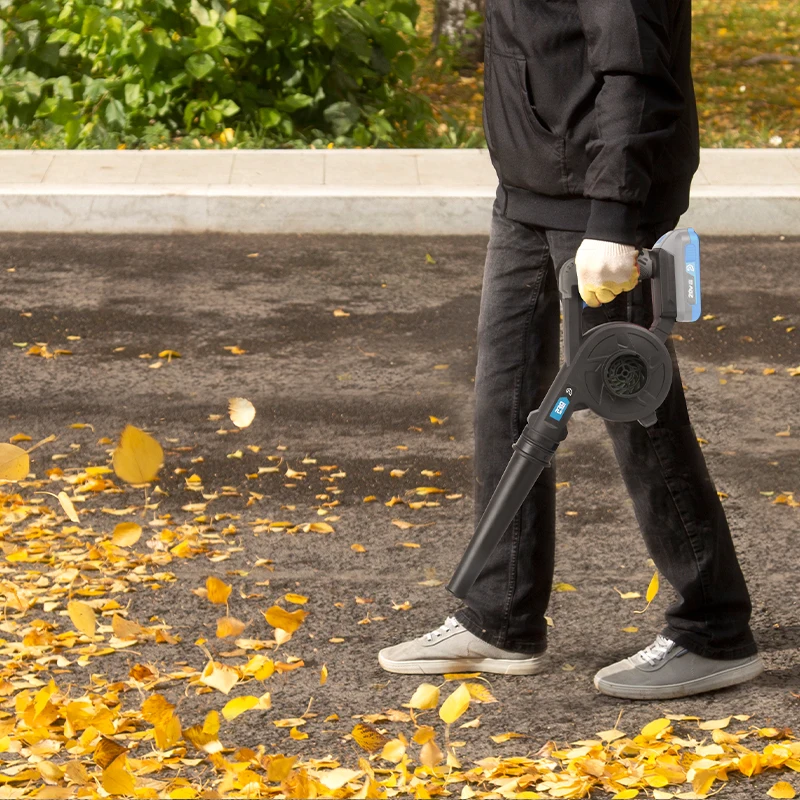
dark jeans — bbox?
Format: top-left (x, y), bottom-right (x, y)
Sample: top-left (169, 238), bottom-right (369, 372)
top-left (456, 199), bottom-right (758, 661)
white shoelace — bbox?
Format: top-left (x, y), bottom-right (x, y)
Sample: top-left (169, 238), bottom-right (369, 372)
top-left (638, 634), bottom-right (676, 665)
top-left (425, 616), bottom-right (462, 642)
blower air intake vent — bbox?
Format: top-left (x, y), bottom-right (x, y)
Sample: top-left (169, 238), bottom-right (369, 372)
top-left (604, 352), bottom-right (648, 397)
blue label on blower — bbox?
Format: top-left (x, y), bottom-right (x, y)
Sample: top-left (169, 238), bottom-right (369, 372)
top-left (549, 396), bottom-right (570, 421)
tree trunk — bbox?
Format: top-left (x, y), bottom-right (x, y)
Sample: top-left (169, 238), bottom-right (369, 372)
top-left (433, 0), bottom-right (485, 66)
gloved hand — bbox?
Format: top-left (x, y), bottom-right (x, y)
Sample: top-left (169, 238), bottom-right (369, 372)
top-left (575, 238), bottom-right (640, 308)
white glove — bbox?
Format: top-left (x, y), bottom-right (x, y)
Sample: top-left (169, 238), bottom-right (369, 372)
top-left (575, 238), bottom-right (640, 308)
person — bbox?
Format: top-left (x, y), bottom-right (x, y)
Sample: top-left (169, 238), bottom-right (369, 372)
top-left (378, 0), bottom-right (763, 699)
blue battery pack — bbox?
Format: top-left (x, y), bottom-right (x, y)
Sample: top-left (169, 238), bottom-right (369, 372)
top-left (654, 227), bottom-right (702, 322)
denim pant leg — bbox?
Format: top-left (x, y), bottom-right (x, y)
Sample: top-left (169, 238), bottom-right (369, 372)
top-left (457, 203), bottom-right (758, 660)
top-left (455, 201), bottom-right (560, 655)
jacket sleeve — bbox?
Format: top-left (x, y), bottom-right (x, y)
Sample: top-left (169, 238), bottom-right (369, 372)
top-left (575, 0), bottom-right (686, 245)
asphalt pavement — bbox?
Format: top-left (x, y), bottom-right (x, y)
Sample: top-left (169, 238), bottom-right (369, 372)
top-left (0, 231), bottom-right (798, 797)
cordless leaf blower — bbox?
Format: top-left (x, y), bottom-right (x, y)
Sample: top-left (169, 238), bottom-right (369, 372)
top-left (447, 228), bottom-right (702, 599)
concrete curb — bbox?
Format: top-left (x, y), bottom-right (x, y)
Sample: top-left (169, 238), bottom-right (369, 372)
top-left (0, 148), bottom-right (798, 236)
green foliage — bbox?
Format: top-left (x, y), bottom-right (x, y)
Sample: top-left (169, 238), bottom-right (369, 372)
top-left (0, 0), bottom-right (451, 147)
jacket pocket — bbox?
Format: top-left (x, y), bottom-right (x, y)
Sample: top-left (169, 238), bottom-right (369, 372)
top-left (483, 49), bottom-right (567, 194)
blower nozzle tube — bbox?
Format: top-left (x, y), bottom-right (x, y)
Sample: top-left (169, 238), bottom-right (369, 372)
top-left (446, 415), bottom-right (563, 599)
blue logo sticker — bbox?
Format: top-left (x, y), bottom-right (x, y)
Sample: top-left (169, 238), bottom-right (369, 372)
top-left (549, 396), bottom-right (570, 421)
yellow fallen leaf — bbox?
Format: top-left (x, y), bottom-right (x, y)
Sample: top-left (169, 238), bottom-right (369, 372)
top-left (768, 781), bottom-right (797, 799)
top-left (216, 616), bottom-right (246, 638)
top-left (413, 725), bottom-right (436, 745)
top-left (464, 683), bottom-right (497, 703)
top-left (68, 600), bottom-right (96, 638)
top-left (221, 696), bottom-right (259, 721)
top-left (553, 582), bottom-right (576, 592)
top-left (351, 543), bottom-right (366, 552)
top-left (409, 683), bottom-right (440, 710)
top-left (0, 443), bottom-right (30, 481)
top-left (290, 726), bottom-right (308, 740)
top-left (112, 425), bottom-right (163, 484)
top-left (264, 606), bottom-right (307, 634)
top-left (56, 491), bottom-right (80, 523)
top-left (305, 522), bottom-right (334, 533)
top-left (320, 664), bottom-right (328, 685)
top-left (112, 614), bottom-right (145, 641)
top-left (200, 660), bottom-right (239, 694)
top-left (641, 718), bottom-right (671, 738)
top-left (613, 791), bottom-right (640, 800)
top-left (285, 593), bottom-right (308, 605)
top-left (315, 768), bottom-right (362, 792)
top-left (439, 683), bottom-right (470, 724)
top-left (229, 397), bottom-right (256, 429)
top-left (420, 738), bottom-right (443, 767)
top-left (37, 762), bottom-right (64, 783)
top-left (490, 732), bottom-right (527, 743)
top-left (351, 723), bottom-right (387, 752)
top-left (112, 522), bottom-right (142, 547)
top-left (101, 756), bottom-right (135, 796)
top-left (243, 656), bottom-right (275, 680)
top-left (646, 571), bottom-right (659, 602)
top-left (692, 768), bottom-right (717, 795)
top-left (141, 694), bottom-right (176, 729)
top-left (206, 576), bottom-right (232, 605)
top-left (381, 738), bottom-right (407, 763)
top-left (94, 736), bottom-right (127, 769)
top-left (738, 752), bottom-right (759, 777)
top-left (273, 718), bottom-right (306, 728)
top-left (716, 732), bottom-right (745, 751)
top-left (204, 711), bottom-right (222, 736)
top-left (698, 716), bottom-right (731, 731)
top-left (622, 626), bottom-right (639, 633)
top-left (184, 711), bottom-right (222, 754)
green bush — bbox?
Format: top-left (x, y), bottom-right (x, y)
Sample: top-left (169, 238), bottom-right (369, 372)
top-left (0, 0), bottom-right (445, 147)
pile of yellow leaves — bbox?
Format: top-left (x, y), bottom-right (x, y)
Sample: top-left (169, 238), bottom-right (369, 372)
top-left (4, 674), bottom-right (800, 798)
top-left (0, 424), bottom-right (797, 798)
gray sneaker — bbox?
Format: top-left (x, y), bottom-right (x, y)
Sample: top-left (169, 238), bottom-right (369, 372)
top-left (594, 634), bottom-right (764, 700)
top-left (378, 616), bottom-right (546, 675)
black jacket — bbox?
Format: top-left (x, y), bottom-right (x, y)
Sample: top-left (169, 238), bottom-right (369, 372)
top-left (482, 0), bottom-right (700, 245)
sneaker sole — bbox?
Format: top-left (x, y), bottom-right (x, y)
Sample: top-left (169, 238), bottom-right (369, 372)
top-left (378, 652), bottom-right (546, 676)
top-left (594, 656), bottom-right (764, 700)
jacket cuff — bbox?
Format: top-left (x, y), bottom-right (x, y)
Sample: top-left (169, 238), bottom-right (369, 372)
top-left (584, 199), bottom-right (640, 246)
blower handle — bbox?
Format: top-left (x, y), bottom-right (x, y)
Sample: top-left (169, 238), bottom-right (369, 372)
top-left (557, 232), bottom-right (689, 365)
